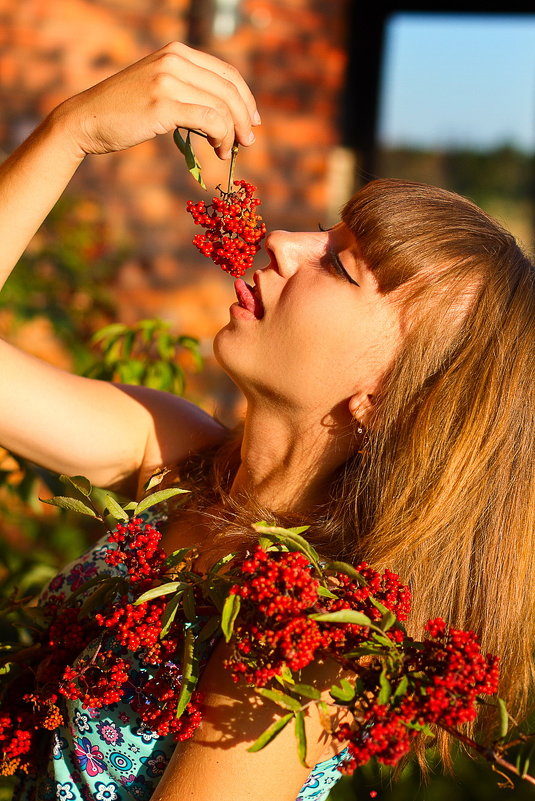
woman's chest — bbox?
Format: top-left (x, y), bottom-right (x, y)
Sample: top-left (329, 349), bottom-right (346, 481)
top-left (158, 509), bottom-right (223, 574)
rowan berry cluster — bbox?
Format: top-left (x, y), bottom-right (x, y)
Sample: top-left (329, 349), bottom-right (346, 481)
top-left (225, 547), bottom-right (325, 685)
top-left (0, 518), bottom-right (201, 778)
top-left (130, 663), bottom-right (203, 741)
top-left (334, 618), bottom-right (500, 771)
top-left (222, 545), bottom-right (499, 771)
top-left (322, 565), bottom-right (412, 655)
top-left (105, 517), bottom-right (167, 583)
top-left (0, 709), bottom-right (34, 775)
top-left (0, 598), bottom-right (99, 776)
top-left (58, 519), bottom-right (203, 743)
top-left (408, 619), bottom-right (500, 727)
top-left (0, 516), bottom-right (502, 781)
top-left (224, 548), bottom-right (411, 686)
top-left (186, 180), bottom-right (266, 277)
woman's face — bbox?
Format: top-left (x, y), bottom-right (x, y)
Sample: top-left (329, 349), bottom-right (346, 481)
top-left (214, 223), bottom-right (401, 419)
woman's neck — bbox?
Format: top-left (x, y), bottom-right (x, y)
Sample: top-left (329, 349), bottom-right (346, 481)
top-left (229, 399), bottom-right (357, 516)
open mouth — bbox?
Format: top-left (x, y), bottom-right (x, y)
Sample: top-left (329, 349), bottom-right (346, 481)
top-left (234, 279), bottom-right (265, 319)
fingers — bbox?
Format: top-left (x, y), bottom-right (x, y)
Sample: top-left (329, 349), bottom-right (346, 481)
top-left (164, 42), bottom-right (260, 126)
top-left (156, 74), bottom-right (252, 158)
top-left (152, 42), bottom-right (260, 158)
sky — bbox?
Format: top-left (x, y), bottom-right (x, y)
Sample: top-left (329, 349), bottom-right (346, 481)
top-left (379, 13), bottom-right (535, 152)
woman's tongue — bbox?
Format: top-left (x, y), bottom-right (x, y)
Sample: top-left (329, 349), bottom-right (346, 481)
top-left (234, 279), bottom-right (264, 319)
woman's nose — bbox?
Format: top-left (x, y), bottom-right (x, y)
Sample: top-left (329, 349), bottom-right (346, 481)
top-left (263, 230), bottom-right (325, 279)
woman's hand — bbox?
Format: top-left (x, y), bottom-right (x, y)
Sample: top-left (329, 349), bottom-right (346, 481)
top-left (56, 41), bottom-right (260, 160)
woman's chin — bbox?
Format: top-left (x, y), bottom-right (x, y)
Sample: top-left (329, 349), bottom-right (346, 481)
top-left (213, 327), bottom-right (248, 384)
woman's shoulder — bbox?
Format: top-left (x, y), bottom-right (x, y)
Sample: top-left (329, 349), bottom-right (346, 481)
top-left (124, 387), bottom-right (228, 500)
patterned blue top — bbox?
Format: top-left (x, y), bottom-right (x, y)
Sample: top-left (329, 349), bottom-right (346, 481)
top-left (14, 525), bottom-right (347, 801)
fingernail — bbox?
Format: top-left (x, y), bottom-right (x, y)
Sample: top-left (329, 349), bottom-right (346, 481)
top-left (220, 149), bottom-right (232, 159)
top-left (253, 110), bottom-right (261, 125)
top-left (246, 131), bottom-right (256, 145)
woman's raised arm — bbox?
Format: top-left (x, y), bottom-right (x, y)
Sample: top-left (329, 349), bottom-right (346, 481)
top-left (0, 42), bottom-right (258, 496)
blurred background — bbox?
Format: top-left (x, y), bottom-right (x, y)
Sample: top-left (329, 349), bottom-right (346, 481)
top-left (1, 1), bottom-right (534, 799)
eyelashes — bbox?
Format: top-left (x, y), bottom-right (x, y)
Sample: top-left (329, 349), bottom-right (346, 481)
top-left (326, 249), bottom-right (360, 286)
top-left (318, 223), bottom-right (360, 287)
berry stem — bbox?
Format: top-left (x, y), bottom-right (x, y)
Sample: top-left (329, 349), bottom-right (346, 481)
top-left (439, 723), bottom-right (535, 786)
top-left (227, 143), bottom-right (239, 193)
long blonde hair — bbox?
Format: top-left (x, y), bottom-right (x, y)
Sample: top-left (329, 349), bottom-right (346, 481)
top-left (168, 178), bottom-right (535, 744)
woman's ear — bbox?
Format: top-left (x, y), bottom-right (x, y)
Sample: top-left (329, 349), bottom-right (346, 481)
top-left (348, 392), bottom-right (376, 428)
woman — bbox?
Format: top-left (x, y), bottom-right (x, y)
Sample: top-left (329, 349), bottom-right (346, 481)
top-left (1, 41), bottom-right (534, 801)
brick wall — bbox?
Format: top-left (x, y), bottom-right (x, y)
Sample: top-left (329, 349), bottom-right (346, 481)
top-left (0, 0), bottom-right (350, 421)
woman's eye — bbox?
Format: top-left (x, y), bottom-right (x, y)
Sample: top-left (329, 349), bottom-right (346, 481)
top-left (326, 248), bottom-right (360, 286)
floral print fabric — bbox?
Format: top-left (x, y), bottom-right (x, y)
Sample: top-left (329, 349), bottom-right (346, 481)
top-left (14, 519), bottom-right (347, 801)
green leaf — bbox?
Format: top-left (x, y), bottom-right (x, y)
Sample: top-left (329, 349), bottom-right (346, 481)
top-left (317, 585), bottom-right (338, 600)
top-left (91, 323), bottom-right (127, 344)
top-left (117, 360), bottom-right (145, 384)
top-left (369, 597), bottom-right (388, 615)
top-left (67, 575), bottom-right (117, 605)
top-left (371, 631), bottom-right (395, 648)
top-left (258, 535), bottom-right (273, 551)
top-left (39, 496), bottom-right (97, 518)
top-left (175, 628), bottom-right (199, 718)
top-left (172, 368), bottom-right (186, 397)
top-left (207, 583), bottom-right (228, 613)
top-left (104, 494), bottom-right (129, 522)
top-left (325, 561), bottom-right (367, 586)
top-left (173, 128), bottom-right (188, 156)
top-left (379, 610), bottom-right (397, 632)
top-left (173, 129), bottom-right (206, 189)
top-left (280, 665), bottom-right (294, 683)
top-left (252, 524), bottom-right (321, 573)
top-left (517, 739), bottom-right (535, 778)
top-left (19, 606), bottom-right (49, 628)
top-left (256, 688), bottom-right (302, 712)
top-left (284, 525), bottom-right (311, 535)
top-left (160, 593), bottom-right (184, 639)
top-left (59, 474), bottom-right (92, 497)
top-left (330, 678), bottom-right (355, 703)
top-left (146, 360), bottom-right (175, 391)
top-left (378, 668), bottom-right (392, 704)
top-left (138, 319), bottom-right (159, 338)
top-left (292, 683), bottom-right (321, 700)
top-left (403, 720), bottom-right (435, 737)
top-left (134, 487), bottom-right (189, 516)
top-left (497, 697), bottom-right (509, 738)
top-left (198, 615), bottom-right (222, 642)
top-left (122, 329), bottom-right (136, 359)
top-left (134, 582), bottom-right (186, 605)
top-left (143, 470), bottom-right (169, 493)
top-left (182, 587), bottom-right (196, 623)
top-left (393, 675), bottom-right (409, 699)
top-left (295, 711), bottom-right (307, 767)
top-left (78, 582), bottom-right (117, 618)
top-left (178, 336), bottom-right (203, 371)
top-left (310, 610), bottom-right (372, 626)
top-left (208, 553), bottom-right (237, 574)
top-left (342, 646), bottom-right (385, 659)
top-left (247, 713), bottom-right (293, 752)
top-left (157, 331), bottom-right (175, 360)
top-left (163, 547), bottom-right (194, 569)
top-left (221, 593), bottom-right (241, 642)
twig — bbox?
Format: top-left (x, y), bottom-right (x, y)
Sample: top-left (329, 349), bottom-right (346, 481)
top-left (227, 143), bottom-right (239, 193)
top-left (440, 723), bottom-right (535, 786)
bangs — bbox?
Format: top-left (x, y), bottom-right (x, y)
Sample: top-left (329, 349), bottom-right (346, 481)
top-left (340, 178), bottom-right (514, 298)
